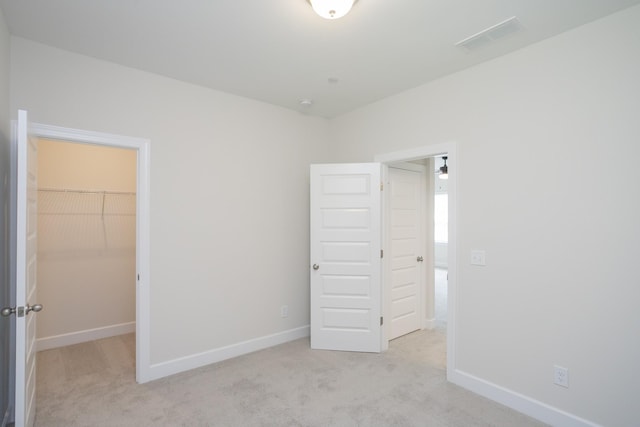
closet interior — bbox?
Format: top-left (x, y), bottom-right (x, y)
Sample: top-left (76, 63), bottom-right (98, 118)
top-left (36, 138), bottom-right (137, 351)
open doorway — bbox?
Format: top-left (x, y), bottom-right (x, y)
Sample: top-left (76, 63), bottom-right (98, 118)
top-left (28, 121), bottom-right (151, 384)
top-left (8, 116), bottom-right (151, 424)
top-left (386, 158), bottom-right (447, 354)
top-left (376, 143), bottom-right (457, 379)
top-left (35, 138), bottom-right (137, 383)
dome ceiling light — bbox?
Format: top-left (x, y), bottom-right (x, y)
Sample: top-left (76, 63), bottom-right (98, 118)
top-left (307, 0), bottom-right (357, 20)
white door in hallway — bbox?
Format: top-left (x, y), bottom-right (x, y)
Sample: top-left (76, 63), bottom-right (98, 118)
top-left (389, 165), bottom-right (425, 340)
top-left (14, 110), bottom-right (40, 427)
top-left (310, 163), bottom-right (382, 353)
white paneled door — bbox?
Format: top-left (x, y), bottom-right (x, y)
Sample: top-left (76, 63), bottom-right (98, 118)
top-left (389, 166), bottom-right (425, 340)
top-left (15, 110), bottom-right (40, 427)
top-left (310, 163), bottom-right (382, 353)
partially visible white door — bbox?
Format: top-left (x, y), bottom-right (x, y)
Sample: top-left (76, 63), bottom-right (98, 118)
top-left (310, 163), bottom-right (382, 353)
top-left (15, 110), bottom-right (40, 427)
top-left (389, 165), bottom-right (425, 340)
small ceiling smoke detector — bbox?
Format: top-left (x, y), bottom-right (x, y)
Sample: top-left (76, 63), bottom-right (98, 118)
top-left (455, 16), bottom-right (523, 51)
top-left (299, 99), bottom-right (314, 107)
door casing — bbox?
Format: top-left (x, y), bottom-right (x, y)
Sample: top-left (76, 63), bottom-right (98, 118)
top-left (375, 142), bottom-right (456, 379)
top-left (28, 122), bottom-right (152, 384)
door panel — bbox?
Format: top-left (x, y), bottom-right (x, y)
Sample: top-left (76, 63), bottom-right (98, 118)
top-left (321, 276), bottom-right (370, 297)
top-left (1, 109), bottom-right (11, 427)
top-left (15, 110), bottom-right (38, 427)
top-left (389, 166), bottom-right (424, 340)
top-left (310, 163), bottom-right (382, 353)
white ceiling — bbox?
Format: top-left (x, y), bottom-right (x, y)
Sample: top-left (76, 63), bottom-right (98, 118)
top-left (1, 0), bottom-right (639, 118)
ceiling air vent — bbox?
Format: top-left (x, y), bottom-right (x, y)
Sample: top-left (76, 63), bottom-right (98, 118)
top-left (455, 16), bottom-right (523, 51)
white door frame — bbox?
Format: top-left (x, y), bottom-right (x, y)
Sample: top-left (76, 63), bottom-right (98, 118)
top-left (29, 122), bottom-right (152, 384)
top-left (375, 142), bottom-right (457, 379)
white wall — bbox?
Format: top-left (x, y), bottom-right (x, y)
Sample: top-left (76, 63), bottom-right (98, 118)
top-left (36, 139), bottom-right (137, 348)
top-left (10, 37), bottom-right (332, 367)
top-left (0, 9), bottom-right (7, 134)
top-left (330, 6), bottom-right (640, 427)
top-left (0, 5), bottom-right (12, 424)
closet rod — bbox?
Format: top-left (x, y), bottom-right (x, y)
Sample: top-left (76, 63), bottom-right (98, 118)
top-left (37, 188), bottom-right (136, 196)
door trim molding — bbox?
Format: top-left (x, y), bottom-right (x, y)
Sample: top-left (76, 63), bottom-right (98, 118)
top-left (29, 123), bottom-right (152, 384)
top-left (375, 142), bottom-right (457, 380)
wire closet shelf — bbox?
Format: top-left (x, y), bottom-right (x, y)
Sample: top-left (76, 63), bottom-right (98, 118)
top-left (37, 188), bottom-right (137, 253)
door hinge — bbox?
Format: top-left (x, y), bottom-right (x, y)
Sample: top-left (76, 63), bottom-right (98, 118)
top-left (380, 249), bottom-right (383, 258)
top-left (380, 316), bottom-right (384, 326)
top-left (380, 182), bottom-right (384, 191)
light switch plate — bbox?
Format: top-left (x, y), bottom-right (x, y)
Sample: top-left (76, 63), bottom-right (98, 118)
top-left (471, 250), bottom-right (486, 266)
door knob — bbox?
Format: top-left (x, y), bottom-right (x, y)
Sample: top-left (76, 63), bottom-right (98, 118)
top-left (1, 304), bottom-right (42, 317)
top-left (1, 307), bottom-right (15, 317)
top-left (417, 256), bottom-right (424, 262)
top-left (26, 304), bottom-right (43, 314)
top-left (312, 264), bottom-right (320, 270)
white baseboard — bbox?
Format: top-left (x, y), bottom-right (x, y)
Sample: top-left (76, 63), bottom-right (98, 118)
top-left (448, 368), bottom-right (602, 427)
top-left (36, 322), bottom-right (136, 351)
top-left (146, 325), bottom-right (310, 382)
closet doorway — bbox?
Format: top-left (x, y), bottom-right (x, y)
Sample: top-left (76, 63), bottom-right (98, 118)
top-left (28, 122), bottom-right (151, 384)
top-left (36, 139), bottom-right (137, 358)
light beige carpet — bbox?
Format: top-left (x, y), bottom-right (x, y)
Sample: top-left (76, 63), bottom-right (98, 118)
top-left (35, 326), bottom-right (546, 427)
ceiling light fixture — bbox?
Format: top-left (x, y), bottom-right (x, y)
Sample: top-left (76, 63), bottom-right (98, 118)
top-left (439, 156), bottom-right (448, 180)
top-left (307, 0), bottom-right (356, 20)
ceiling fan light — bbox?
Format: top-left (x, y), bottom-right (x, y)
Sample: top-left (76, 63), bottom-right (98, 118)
top-left (439, 167), bottom-right (448, 180)
top-left (439, 156), bottom-right (448, 180)
top-left (309, 0), bottom-right (355, 19)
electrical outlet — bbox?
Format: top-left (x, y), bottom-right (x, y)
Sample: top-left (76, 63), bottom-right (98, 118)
top-left (280, 305), bottom-right (289, 318)
top-left (554, 365), bottom-right (569, 388)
